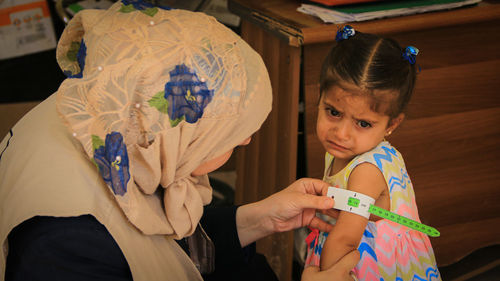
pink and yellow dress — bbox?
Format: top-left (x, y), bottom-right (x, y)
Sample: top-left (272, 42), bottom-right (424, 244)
top-left (305, 141), bottom-right (441, 281)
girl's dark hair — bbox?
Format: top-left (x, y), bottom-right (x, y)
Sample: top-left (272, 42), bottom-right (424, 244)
top-left (320, 32), bottom-right (417, 119)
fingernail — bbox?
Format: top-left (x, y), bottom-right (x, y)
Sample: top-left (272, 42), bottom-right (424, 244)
top-left (324, 198), bottom-right (334, 208)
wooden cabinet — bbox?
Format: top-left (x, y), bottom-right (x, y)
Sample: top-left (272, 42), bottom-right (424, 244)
top-left (229, 1), bottom-right (500, 280)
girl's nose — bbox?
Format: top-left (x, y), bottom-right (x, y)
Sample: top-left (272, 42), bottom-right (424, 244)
top-left (333, 120), bottom-right (350, 141)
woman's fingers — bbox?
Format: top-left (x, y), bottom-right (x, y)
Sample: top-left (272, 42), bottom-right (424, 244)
top-left (301, 250), bottom-right (360, 281)
top-left (322, 250), bottom-right (360, 280)
top-left (298, 178), bottom-right (331, 196)
top-left (295, 193), bottom-right (334, 211)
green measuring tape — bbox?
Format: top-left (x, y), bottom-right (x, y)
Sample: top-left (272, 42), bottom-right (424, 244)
top-left (368, 204), bottom-right (440, 237)
top-left (346, 196), bottom-right (440, 237)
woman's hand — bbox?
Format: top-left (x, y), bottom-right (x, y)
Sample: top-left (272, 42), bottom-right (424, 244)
top-left (236, 178), bottom-right (336, 247)
top-left (302, 250), bottom-right (360, 281)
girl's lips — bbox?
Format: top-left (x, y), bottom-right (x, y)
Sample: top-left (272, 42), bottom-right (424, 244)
top-left (327, 140), bottom-right (348, 151)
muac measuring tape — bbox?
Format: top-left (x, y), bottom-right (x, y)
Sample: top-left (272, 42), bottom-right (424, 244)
top-left (327, 187), bottom-right (440, 237)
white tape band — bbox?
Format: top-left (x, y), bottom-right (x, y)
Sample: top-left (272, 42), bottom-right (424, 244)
top-left (326, 187), bottom-right (375, 219)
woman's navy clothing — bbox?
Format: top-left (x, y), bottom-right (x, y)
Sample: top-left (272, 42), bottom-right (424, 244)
top-left (5, 206), bottom-right (278, 281)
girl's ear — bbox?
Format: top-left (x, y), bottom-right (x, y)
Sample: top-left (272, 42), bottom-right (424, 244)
top-left (386, 113), bottom-right (405, 136)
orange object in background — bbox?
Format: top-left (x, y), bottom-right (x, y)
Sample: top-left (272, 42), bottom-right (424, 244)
top-left (0, 0), bottom-right (57, 59)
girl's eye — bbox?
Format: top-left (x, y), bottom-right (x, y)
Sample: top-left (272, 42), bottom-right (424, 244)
top-left (327, 108), bottom-right (340, 117)
top-left (358, 120), bottom-right (372, 128)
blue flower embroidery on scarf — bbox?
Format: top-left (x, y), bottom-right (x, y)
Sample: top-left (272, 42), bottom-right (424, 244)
top-left (120, 0), bottom-right (170, 16)
top-left (148, 64), bottom-right (213, 126)
top-left (63, 39), bottom-right (86, 78)
top-left (93, 132), bottom-right (130, 196)
top-left (164, 64), bottom-right (214, 124)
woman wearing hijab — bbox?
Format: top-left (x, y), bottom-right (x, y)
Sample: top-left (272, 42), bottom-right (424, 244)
top-left (0, 1), bottom-right (358, 280)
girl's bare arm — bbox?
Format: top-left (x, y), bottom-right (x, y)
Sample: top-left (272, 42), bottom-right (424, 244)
top-left (320, 163), bottom-right (389, 270)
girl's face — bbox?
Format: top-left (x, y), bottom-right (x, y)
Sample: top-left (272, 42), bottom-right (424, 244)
top-left (191, 137), bottom-right (252, 176)
top-left (316, 86), bottom-right (403, 165)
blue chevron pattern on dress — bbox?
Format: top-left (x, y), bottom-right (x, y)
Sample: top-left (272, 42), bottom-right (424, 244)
top-left (313, 242), bottom-right (321, 255)
top-left (393, 266), bottom-right (440, 281)
top-left (373, 145), bottom-right (397, 170)
top-left (358, 242), bottom-right (377, 261)
top-left (388, 170), bottom-right (409, 192)
top-left (426, 267), bottom-right (440, 280)
top-left (364, 229), bottom-right (374, 238)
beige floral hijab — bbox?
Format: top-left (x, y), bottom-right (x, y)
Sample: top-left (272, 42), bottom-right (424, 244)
top-left (55, 0), bottom-right (272, 239)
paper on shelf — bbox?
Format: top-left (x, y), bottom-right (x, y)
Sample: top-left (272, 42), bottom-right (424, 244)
top-left (298, 0), bottom-right (482, 24)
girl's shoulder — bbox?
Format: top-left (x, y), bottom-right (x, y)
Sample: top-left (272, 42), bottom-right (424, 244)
top-left (324, 141), bottom-right (406, 185)
top-left (351, 141), bottom-right (405, 171)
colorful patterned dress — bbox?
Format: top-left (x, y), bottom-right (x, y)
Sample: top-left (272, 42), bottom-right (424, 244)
top-left (305, 141), bottom-right (441, 281)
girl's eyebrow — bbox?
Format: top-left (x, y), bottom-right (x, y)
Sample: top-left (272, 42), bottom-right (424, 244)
top-left (354, 113), bottom-right (380, 125)
top-left (322, 97), bottom-right (380, 124)
top-left (323, 101), bottom-right (344, 115)
top-left (322, 99), bottom-right (339, 111)
top-left (323, 99), bottom-right (379, 124)
top-left (356, 117), bottom-right (378, 125)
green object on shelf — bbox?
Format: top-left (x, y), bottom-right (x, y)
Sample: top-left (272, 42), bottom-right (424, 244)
top-left (68, 3), bottom-right (84, 14)
top-left (333, 0), bottom-right (480, 13)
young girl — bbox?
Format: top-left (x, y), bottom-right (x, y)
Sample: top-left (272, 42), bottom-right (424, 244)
top-left (304, 26), bottom-right (441, 281)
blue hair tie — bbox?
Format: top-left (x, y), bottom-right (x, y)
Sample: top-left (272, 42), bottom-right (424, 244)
top-left (335, 25), bottom-right (355, 42)
top-left (402, 46), bottom-right (419, 65)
